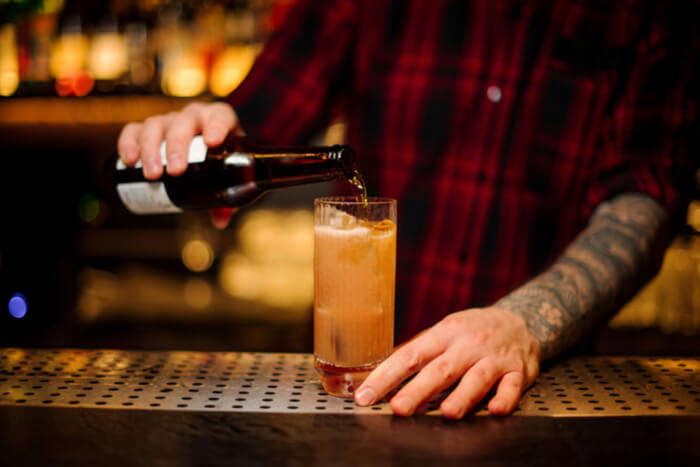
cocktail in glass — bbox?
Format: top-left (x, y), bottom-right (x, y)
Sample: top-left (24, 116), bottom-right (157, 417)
top-left (313, 197), bottom-right (397, 397)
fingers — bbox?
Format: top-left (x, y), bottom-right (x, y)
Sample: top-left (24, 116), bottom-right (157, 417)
top-left (487, 371), bottom-right (524, 415)
top-left (117, 123), bottom-right (143, 166)
top-left (389, 350), bottom-right (470, 417)
top-left (119, 102), bottom-right (236, 180)
top-left (202, 102), bottom-right (237, 146)
top-left (138, 115), bottom-right (170, 179)
top-left (209, 208), bottom-right (237, 230)
top-left (165, 111), bottom-right (200, 176)
top-left (439, 359), bottom-right (502, 420)
top-left (355, 328), bottom-right (448, 407)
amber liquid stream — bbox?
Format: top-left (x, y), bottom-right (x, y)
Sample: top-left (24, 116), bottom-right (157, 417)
top-left (314, 172), bottom-right (395, 397)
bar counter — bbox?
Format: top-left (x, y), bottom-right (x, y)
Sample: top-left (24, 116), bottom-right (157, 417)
top-left (1, 349), bottom-right (698, 466)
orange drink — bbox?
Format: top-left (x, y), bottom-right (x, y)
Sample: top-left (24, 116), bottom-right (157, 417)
top-left (313, 197), bottom-right (397, 397)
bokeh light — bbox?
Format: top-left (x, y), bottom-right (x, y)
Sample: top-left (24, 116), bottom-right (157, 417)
top-left (219, 252), bottom-right (260, 300)
top-left (687, 201), bottom-right (700, 232)
top-left (209, 44), bottom-right (260, 96)
top-left (89, 32), bottom-right (128, 80)
top-left (182, 239), bottom-right (214, 272)
top-left (184, 278), bottom-right (213, 310)
top-left (161, 52), bottom-right (207, 97)
top-left (219, 208), bottom-right (315, 312)
top-left (8, 293), bottom-right (28, 319)
top-left (54, 70), bottom-right (94, 96)
top-left (0, 24), bottom-right (19, 97)
top-left (77, 193), bottom-right (101, 223)
top-left (50, 32), bottom-right (89, 78)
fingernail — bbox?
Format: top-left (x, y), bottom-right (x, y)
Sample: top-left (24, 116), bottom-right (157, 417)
top-left (169, 154), bottom-right (183, 170)
top-left (145, 162), bottom-right (159, 178)
top-left (126, 147), bottom-right (138, 160)
top-left (355, 388), bottom-right (376, 406)
top-left (441, 402), bottom-right (464, 419)
top-left (441, 401), bottom-right (457, 414)
top-left (392, 397), bottom-right (412, 415)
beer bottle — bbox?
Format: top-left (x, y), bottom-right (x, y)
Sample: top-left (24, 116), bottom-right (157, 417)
top-left (113, 135), bottom-right (358, 214)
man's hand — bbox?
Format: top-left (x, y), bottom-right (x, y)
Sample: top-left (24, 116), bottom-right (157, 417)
top-left (354, 308), bottom-right (540, 419)
top-left (117, 102), bottom-right (241, 228)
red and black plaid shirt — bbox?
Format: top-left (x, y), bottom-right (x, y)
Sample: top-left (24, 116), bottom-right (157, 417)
top-left (229, 0), bottom-right (696, 341)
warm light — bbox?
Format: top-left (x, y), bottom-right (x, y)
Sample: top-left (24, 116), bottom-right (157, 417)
top-left (89, 32), bottom-right (128, 80)
top-left (0, 70), bottom-right (18, 97)
top-left (162, 55), bottom-right (207, 97)
top-left (687, 201), bottom-right (700, 232)
top-left (182, 239), bottom-right (214, 272)
top-left (209, 44), bottom-right (260, 97)
top-left (54, 71), bottom-right (94, 96)
top-left (219, 253), bottom-right (260, 300)
top-left (237, 209), bottom-right (283, 262)
top-left (285, 210), bottom-right (315, 263)
top-left (238, 208), bottom-right (315, 263)
top-left (219, 255), bottom-right (314, 309)
top-left (324, 121), bottom-right (347, 145)
top-left (50, 33), bottom-right (89, 78)
top-left (611, 237), bottom-right (700, 333)
top-left (184, 278), bottom-right (213, 309)
top-left (258, 265), bottom-right (314, 308)
top-left (219, 208), bottom-right (315, 312)
top-left (0, 24), bottom-right (19, 96)
top-left (8, 293), bottom-right (27, 319)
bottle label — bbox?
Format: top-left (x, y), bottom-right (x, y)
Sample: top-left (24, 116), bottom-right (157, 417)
top-left (116, 182), bottom-right (183, 214)
top-left (115, 136), bottom-right (209, 214)
top-left (116, 135), bottom-right (208, 170)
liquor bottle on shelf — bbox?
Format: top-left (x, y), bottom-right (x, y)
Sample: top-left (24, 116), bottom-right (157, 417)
top-left (111, 134), bottom-right (363, 214)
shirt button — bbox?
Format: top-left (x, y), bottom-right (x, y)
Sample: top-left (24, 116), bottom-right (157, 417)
top-left (486, 85), bottom-right (502, 103)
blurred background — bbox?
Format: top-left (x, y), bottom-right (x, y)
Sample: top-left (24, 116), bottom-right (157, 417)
top-left (0, 0), bottom-right (698, 355)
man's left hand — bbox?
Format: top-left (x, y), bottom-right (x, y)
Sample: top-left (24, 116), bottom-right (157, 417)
top-left (354, 307), bottom-right (541, 419)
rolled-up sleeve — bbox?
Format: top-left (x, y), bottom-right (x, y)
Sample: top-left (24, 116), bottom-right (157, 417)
top-left (227, 0), bottom-right (358, 145)
top-left (583, 6), bottom-right (697, 229)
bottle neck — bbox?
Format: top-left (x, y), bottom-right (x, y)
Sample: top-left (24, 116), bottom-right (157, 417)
top-left (250, 145), bottom-right (355, 190)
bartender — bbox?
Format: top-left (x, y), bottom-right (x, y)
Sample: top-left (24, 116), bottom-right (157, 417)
top-left (117, 0), bottom-right (695, 419)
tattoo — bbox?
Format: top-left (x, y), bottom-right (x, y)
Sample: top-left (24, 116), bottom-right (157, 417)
top-left (496, 193), bottom-right (669, 361)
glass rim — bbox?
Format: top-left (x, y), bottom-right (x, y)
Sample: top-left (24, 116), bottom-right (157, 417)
top-left (314, 196), bottom-right (396, 206)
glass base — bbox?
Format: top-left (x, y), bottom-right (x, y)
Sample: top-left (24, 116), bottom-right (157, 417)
top-left (314, 357), bottom-right (379, 398)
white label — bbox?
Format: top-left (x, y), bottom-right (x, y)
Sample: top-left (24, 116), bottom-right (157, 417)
top-left (116, 135), bottom-right (208, 170)
top-left (116, 182), bottom-right (183, 214)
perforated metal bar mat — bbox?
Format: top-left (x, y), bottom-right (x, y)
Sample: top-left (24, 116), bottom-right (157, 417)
top-left (0, 349), bottom-right (697, 417)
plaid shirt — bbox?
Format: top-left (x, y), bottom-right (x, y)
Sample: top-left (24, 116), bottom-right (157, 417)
top-left (229, 0), bottom-right (696, 341)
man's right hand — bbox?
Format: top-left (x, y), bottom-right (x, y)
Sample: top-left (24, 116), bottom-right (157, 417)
top-left (117, 102), bottom-right (240, 229)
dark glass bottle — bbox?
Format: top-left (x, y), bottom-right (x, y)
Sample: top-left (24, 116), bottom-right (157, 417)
top-left (113, 134), bottom-right (357, 214)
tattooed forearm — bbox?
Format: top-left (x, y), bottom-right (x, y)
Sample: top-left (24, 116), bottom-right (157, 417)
top-left (495, 193), bottom-right (669, 361)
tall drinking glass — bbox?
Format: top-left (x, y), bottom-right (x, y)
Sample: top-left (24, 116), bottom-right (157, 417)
top-left (314, 197), bottom-right (397, 397)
